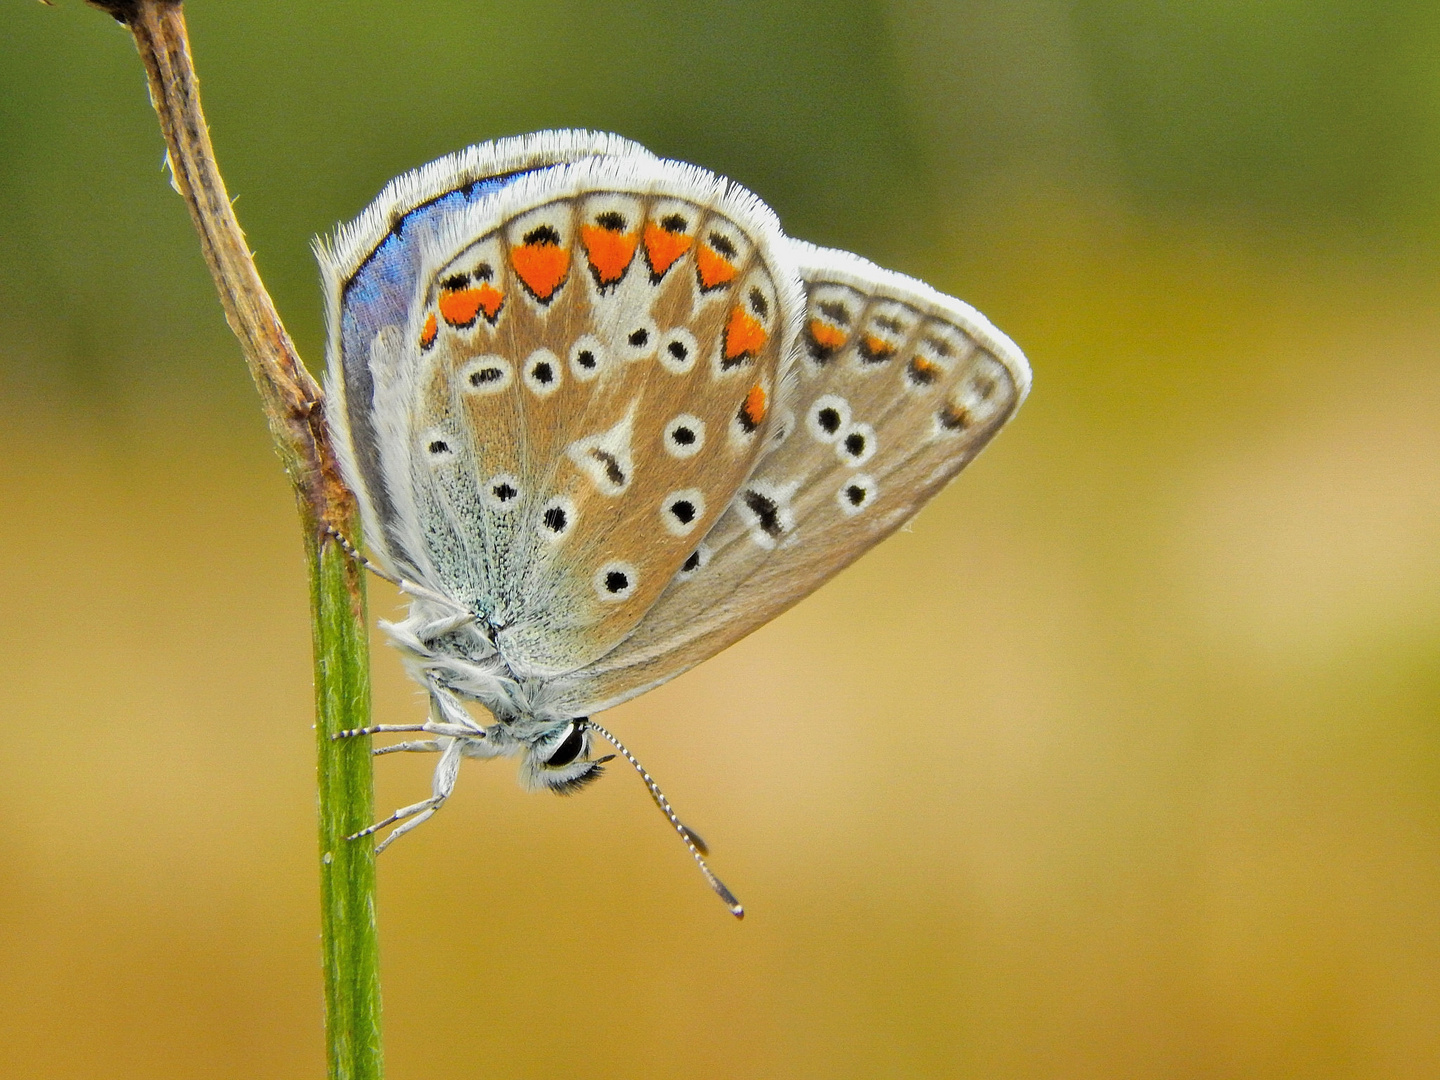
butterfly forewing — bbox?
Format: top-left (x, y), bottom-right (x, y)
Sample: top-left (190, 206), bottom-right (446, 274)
top-left (552, 240), bottom-right (1030, 714)
top-left (367, 157), bottom-right (800, 678)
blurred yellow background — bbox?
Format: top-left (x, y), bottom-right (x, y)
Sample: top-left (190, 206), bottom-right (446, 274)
top-left (3, 2), bottom-right (1439, 1078)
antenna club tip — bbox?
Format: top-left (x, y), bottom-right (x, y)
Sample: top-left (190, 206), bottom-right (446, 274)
top-left (731, 905), bottom-right (745, 919)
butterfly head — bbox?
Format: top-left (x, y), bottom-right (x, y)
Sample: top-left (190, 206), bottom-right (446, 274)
top-left (519, 718), bottom-right (613, 795)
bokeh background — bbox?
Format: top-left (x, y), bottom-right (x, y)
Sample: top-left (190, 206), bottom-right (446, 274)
top-left (3, 2), bottom-right (1439, 1077)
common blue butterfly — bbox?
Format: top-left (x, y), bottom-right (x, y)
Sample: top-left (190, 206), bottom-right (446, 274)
top-left (319, 131), bottom-right (1030, 915)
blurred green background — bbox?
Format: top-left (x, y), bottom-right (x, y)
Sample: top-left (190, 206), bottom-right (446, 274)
top-left (3, 2), bottom-right (1439, 1078)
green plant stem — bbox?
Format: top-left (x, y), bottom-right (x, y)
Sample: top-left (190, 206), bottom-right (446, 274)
top-left (85, 2), bottom-right (384, 1076)
top-left (312, 531), bottom-right (383, 1080)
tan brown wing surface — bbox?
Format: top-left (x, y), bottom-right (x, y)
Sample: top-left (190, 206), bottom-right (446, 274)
top-left (550, 240), bottom-right (1031, 715)
top-left (396, 159), bottom-right (799, 678)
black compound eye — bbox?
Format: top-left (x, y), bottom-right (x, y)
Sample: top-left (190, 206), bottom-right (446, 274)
top-left (544, 723), bottom-right (585, 767)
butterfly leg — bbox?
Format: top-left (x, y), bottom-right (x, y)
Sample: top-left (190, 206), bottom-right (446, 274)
top-left (332, 720), bottom-right (481, 740)
top-left (353, 736), bottom-right (465, 853)
top-left (373, 739), bottom-right (444, 756)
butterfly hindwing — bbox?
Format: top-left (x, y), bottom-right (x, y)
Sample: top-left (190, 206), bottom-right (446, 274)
top-left (551, 239), bottom-right (1031, 714)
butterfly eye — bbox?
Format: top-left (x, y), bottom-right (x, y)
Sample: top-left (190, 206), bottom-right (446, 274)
top-left (543, 722), bottom-right (587, 768)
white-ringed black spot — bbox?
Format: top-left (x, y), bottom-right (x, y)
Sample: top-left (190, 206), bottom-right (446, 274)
top-left (748, 286), bottom-right (768, 319)
top-left (538, 496), bottom-right (576, 541)
top-left (569, 335), bottom-right (606, 381)
top-left (522, 348), bottom-right (562, 397)
top-left (619, 317), bottom-right (658, 362)
top-left (659, 328), bottom-right (699, 375)
top-left (836, 473), bottom-right (876, 516)
top-left (428, 439), bottom-right (450, 455)
top-left (806, 394), bottom-right (851, 444)
top-left (594, 560), bottom-right (638, 602)
top-left (660, 488), bottom-right (706, 536)
top-left (742, 489), bottom-right (783, 538)
top-left (663, 413), bottom-right (705, 459)
top-left (485, 473), bottom-right (522, 511)
top-left (676, 542), bottom-right (711, 580)
top-left (589, 448), bottom-right (627, 487)
top-left (836, 421), bottom-right (877, 466)
top-left (460, 355), bottom-right (512, 395)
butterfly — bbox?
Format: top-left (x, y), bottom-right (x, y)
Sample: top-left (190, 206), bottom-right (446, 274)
top-left (318, 130), bottom-right (1030, 915)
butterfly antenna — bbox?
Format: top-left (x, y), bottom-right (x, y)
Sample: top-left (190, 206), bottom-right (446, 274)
top-left (582, 719), bottom-right (744, 919)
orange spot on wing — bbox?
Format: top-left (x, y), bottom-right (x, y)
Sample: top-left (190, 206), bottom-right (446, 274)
top-left (643, 222), bottom-right (693, 277)
top-left (809, 320), bottom-right (848, 350)
top-left (476, 282), bottom-right (503, 320)
top-left (419, 312), bottom-right (438, 350)
top-left (908, 356), bottom-right (943, 383)
top-left (438, 287), bottom-right (493, 327)
top-left (511, 242), bottom-right (570, 300)
top-left (581, 224), bottom-right (638, 285)
top-left (740, 383), bottom-right (767, 430)
top-left (724, 305), bottom-right (767, 365)
top-left (696, 243), bottom-right (738, 290)
top-left (860, 333), bottom-right (897, 361)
